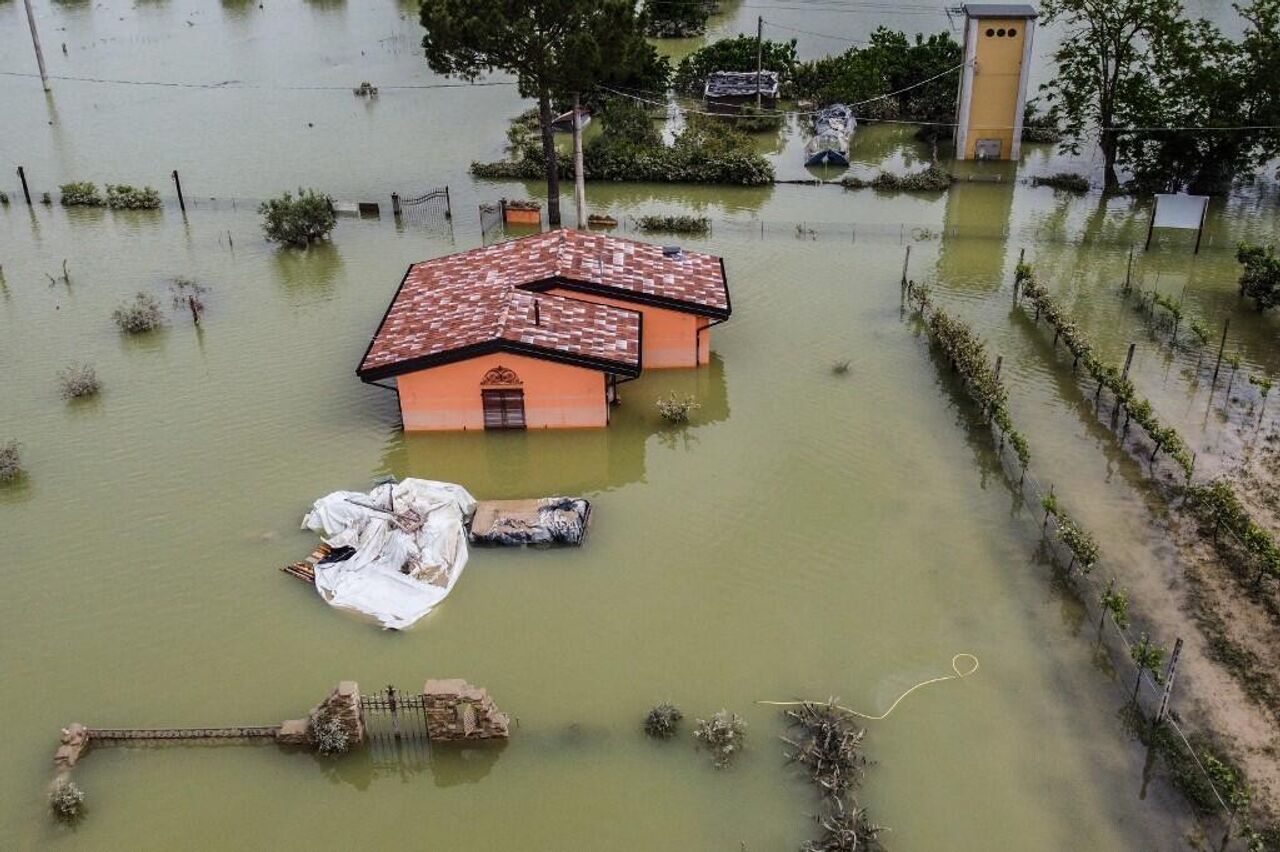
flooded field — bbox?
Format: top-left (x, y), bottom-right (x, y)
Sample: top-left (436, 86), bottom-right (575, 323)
top-left (2, 1), bottom-right (1278, 850)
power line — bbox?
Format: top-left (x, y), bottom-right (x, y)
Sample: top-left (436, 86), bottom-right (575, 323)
top-left (601, 59), bottom-right (969, 119)
top-left (761, 19), bottom-right (871, 45)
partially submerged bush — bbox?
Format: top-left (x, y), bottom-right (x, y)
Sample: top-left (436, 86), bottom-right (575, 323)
top-left (637, 215), bottom-right (710, 235)
top-left (1031, 172), bottom-right (1090, 193)
top-left (644, 702), bottom-right (683, 739)
top-left (657, 391), bottom-right (701, 423)
top-left (644, 0), bottom-right (711, 37)
top-left (693, 710), bottom-right (746, 767)
top-left (312, 714), bottom-right (350, 755)
top-left (843, 164), bottom-right (953, 192)
top-left (49, 778), bottom-right (84, 821)
top-left (474, 100), bottom-right (775, 186)
top-left (106, 184), bottom-right (162, 210)
top-left (1237, 241), bottom-right (1280, 311)
top-left (0, 440), bottom-right (22, 483)
top-left (259, 188), bottom-right (336, 247)
top-left (112, 292), bottom-right (164, 334)
top-left (58, 363), bottom-right (101, 399)
top-left (59, 182), bottom-right (104, 207)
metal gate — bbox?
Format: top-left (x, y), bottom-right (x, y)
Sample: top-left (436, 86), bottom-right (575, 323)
top-left (479, 201), bottom-right (504, 243)
top-left (392, 186), bottom-right (452, 226)
top-left (359, 685), bottom-right (429, 742)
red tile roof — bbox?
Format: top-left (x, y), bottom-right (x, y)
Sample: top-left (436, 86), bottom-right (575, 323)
top-left (358, 229), bottom-right (730, 380)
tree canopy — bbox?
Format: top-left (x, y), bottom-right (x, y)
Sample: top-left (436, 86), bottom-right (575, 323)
top-left (1041, 0), bottom-right (1280, 194)
top-left (643, 0), bottom-right (712, 38)
top-left (791, 28), bottom-right (961, 133)
top-left (672, 35), bottom-right (798, 94)
top-left (420, 0), bottom-right (657, 224)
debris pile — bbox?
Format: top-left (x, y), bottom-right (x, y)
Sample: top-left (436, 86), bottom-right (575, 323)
top-left (783, 702), bottom-right (884, 852)
top-left (468, 497), bottom-right (590, 546)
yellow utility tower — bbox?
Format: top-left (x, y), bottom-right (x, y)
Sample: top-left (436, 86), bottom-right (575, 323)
top-left (953, 4), bottom-right (1037, 161)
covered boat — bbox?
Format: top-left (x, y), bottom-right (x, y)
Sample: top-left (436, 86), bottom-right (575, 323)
top-left (805, 104), bottom-right (857, 167)
top-left (299, 479), bottom-right (476, 630)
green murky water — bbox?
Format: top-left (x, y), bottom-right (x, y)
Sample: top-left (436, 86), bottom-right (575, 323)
top-left (2, 2), bottom-right (1277, 850)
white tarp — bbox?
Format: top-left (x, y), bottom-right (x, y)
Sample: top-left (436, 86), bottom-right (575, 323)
top-left (300, 479), bottom-right (477, 630)
top-left (1152, 193), bottom-right (1209, 230)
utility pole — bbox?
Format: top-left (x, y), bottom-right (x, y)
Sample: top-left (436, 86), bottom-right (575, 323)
top-left (572, 93), bottom-right (586, 229)
top-left (752, 15), bottom-right (762, 109)
top-left (23, 0), bottom-right (51, 93)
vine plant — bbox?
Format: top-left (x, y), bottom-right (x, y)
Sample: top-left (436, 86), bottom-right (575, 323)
top-left (909, 284), bottom-right (1030, 474)
top-left (1018, 262), bottom-right (1280, 590)
top-left (1016, 262), bottom-right (1195, 479)
top-left (910, 283), bottom-right (1103, 576)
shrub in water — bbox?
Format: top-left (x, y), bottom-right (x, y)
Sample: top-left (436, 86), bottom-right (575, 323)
top-left (1031, 172), bottom-right (1090, 193)
top-left (49, 778), bottom-right (84, 820)
top-left (59, 182), bottom-right (104, 207)
top-left (644, 702), bottom-right (683, 739)
top-left (259, 188), bottom-right (336, 248)
top-left (657, 392), bottom-right (700, 423)
top-left (0, 440), bottom-right (22, 483)
top-left (58, 363), bottom-right (101, 399)
top-left (312, 714), bottom-right (350, 755)
top-left (644, 0), bottom-right (711, 37)
top-left (693, 710), bottom-right (746, 768)
top-left (106, 184), bottom-right (162, 210)
top-left (637, 215), bottom-right (710, 235)
top-left (112, 292), bottom-right (164, 334)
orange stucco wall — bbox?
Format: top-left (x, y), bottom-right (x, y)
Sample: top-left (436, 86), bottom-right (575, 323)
top-left (395, 352), bottom-right (608, 431)
top-left (962, 19), bottom-right (1029, 160)
top-left (546, 288), bottom-right (712, 369)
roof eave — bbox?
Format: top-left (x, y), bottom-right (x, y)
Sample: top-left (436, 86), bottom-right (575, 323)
top-left (357, 338), bottom-right (642, 384)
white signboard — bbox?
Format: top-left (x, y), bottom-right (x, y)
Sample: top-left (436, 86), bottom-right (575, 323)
top-left (1152, 193), bottom-right (1209, 230)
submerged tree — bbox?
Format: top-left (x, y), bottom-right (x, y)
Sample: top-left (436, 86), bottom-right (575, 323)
top-left (642, 0), bottom-right (711, 38)
top-left (259, 189), bottom-right (336, 248)
top-left (1038, 0), bottom-right (1181, 192)
top-left (1236, 241), bottom-right (1280, 311)
top-left (421, 0), bottom-right (659, 226)
top-left (1042, 0), bottom-right (1280, 193)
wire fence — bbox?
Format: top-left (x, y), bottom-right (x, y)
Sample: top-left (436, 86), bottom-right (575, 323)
top-left (0, 166), bottom-right (1256, 255)
top-left (902, 277), bottom-right (1244, 831)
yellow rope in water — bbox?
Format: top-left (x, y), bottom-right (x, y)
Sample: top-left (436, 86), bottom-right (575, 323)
top-left (756, 654), bottom-right (980, 721)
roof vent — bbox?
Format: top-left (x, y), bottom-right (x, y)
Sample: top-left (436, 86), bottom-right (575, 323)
top-left (662, 245), bottom-right (682, 258)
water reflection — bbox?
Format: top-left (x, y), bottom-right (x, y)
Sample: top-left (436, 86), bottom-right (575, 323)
top-left (937, 179), bottom-right (1014, 289)
top-left (311, 740), bottom-right (505, 790)
top-left (378, 353), bottom-right (730, 496)
top-left (271, 242), bottom-right (344, 301)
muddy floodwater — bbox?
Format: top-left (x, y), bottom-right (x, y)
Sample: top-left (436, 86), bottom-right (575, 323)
top-left (2, 2), bottom-right (1278, 850)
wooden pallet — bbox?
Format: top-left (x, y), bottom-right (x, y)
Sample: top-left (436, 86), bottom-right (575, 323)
top-left (282, 543), bottom-right (330, 584)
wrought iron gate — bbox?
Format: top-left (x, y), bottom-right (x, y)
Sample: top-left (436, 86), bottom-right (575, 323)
top-left (392, 186), bottom-right (452, 226)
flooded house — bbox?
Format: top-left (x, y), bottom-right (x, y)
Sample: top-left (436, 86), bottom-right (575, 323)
top-left (704, 70), bottom-right (780, 111)
top-left (357, 230), bottom-right (731, 431)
